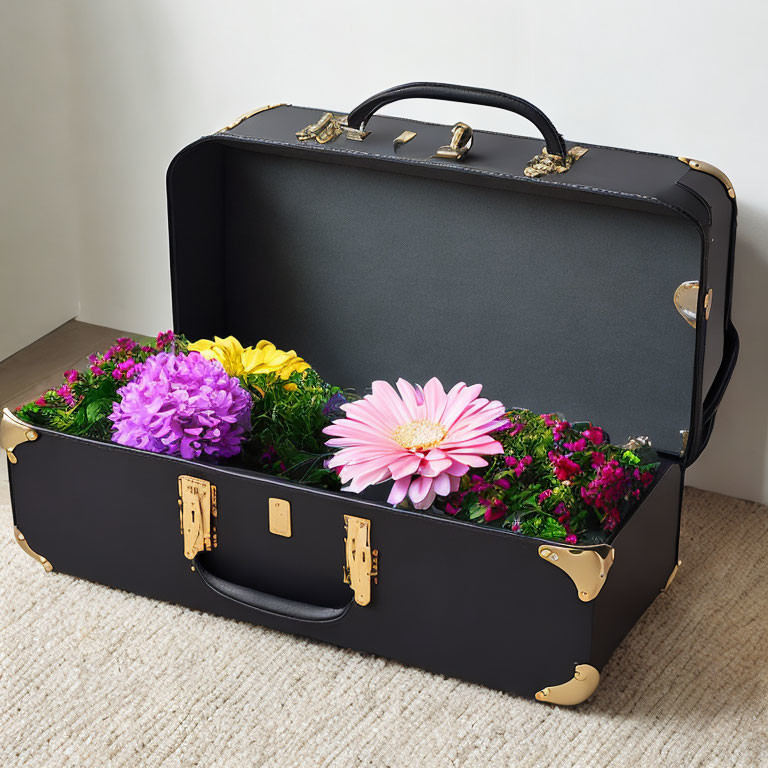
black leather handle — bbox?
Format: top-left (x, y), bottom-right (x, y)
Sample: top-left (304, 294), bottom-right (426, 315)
top-left (347, 82), bottom-right (568, 159)
top-left (689, 321), bottom-right (739, 463)
top-left (193, 555), bottom-right (353, 623)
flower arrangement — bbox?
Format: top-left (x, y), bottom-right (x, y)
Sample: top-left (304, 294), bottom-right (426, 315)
top-left (14, 333), bottom-right (659, 543)
top-left (439, 410), bottom-right (658, 542)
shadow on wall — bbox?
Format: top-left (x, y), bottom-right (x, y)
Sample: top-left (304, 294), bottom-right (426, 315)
top-left (686, 200), bottom-right (768, 503)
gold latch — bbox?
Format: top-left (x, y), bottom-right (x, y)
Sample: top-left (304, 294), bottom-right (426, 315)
top-left (296, 112), bottom-right (345, 144)
top-left (524, 145), bottom-right (588, 178)
top-left (433, 122), bottom-right (473, 160)
top-left (296, 112), bottom-right (370, 144)
top-left (343, 515), bottom-right (378, 606)
top-left (178, 475), bottom-right (217, 560)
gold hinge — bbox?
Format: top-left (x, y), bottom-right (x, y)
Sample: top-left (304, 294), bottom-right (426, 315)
top-left (538, 543), bottom-right (614, 601)
top-left (13, 525), bottom-right (53, 572)
top-left (674, 280), bottom-right (712, 329)
top-left (524, 145), bottom-right (589, 178)
top-left (1, 407), bottom-right (38, 464)
top-left (178, 475), bottom-right (217, 560)
top-left (535, 663), bottom-right (600, 706)
top-left (217, 103), bottom-right (286, 133)
top-left (343, 515), bottom-right (378, 606)
top-left (433, 122), bottom-right (473, 161)
top-left (678, 156), bottom-right (735, 199)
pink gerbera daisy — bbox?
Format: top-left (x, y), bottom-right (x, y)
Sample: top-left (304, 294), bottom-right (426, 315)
top-left (323, 378), bottom-right (507, 510)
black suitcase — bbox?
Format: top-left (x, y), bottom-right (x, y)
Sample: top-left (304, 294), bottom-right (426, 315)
top-left (3, 83), bottom-right (738, 705)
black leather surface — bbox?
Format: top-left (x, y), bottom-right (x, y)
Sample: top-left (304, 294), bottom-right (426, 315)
top-left (172, 101), bottom-right (737, 462)
top-left (8, 428), bottom-right (680, 696)
top-left (170, 137), bottom-right (705, 456)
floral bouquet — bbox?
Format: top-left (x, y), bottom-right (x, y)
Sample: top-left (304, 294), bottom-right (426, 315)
top-left (15, 332), bottom-right (659, 544)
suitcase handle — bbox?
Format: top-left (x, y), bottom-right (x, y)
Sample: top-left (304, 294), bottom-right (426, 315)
top-left (346, 81), bottom-right (568, 159)
top-left (193, 554), bottom-right (353, 623)
top-left (688, 320), bottom-right (739, 463)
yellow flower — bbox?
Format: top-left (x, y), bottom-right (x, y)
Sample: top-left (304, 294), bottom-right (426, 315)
top-left (188, 336), bottom-right (310, 380)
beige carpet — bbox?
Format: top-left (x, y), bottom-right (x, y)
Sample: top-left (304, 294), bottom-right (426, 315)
top-left (1, 465), bottom-right (766, 768)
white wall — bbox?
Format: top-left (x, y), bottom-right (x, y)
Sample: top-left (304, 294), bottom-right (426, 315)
top-left (0, 2), bottom-right (80, 360)
top-left (3, 0), bottom-right (767, 504)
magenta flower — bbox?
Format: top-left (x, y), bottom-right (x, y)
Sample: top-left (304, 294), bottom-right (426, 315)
top-left (64, 369), bottom-right (78, 383)
top-left (111, 359), bottom-right (137, 381)
top-left (56, 385), bottom-right (76, 407)
top-left (90, 364), bottom-right (105, 376)
top-left (35, 396), bottom-right (47, 406)
top-left (582, 426), bottom-right (605, 445)
top-left (549, 452), bottom-right (582, 481)
top-left (563, 437), bottom-right (587, 452)
top-left (156, 330), bottom-right (174, 349)
top-left (109, 352), bottom-right (251, 459)
top-left (324, 378), bottom-right (506, 510)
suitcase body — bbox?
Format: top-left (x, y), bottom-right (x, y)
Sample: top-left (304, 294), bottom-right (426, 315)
top-left (3, 83), bottom-right (738, 704)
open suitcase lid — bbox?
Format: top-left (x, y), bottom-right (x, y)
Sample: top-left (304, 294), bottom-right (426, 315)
top-left (166, 83), bottom-right (738, 465)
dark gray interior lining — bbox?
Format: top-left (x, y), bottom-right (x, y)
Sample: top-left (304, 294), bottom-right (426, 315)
top-left (171, 142), bottom-right (702, 455)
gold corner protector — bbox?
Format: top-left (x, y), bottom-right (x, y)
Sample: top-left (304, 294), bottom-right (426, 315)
top-left (678, 156), bottom-right (735, 199)
top-left (1, 407), bottom-right (38, 464)
top-left (13, 526), bottom-right (53, 572)
top-left (662, 560), bottom-right (682, 593)
top-left (538, 543), bottom-right (614, 602)
top-left (217, 103), bottom-right (287, 133)
top-left (535, 663), bottom-right (600, 706)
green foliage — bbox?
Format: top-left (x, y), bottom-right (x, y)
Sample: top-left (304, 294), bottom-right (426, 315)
top-left (520, 514), bottom-right (568, 540)
top-left (15, 333), bottom-right (181, 441)
top-left (237, 368), bottom-right (347, 490)
top-left (439, 409), bottom-right (661, 544)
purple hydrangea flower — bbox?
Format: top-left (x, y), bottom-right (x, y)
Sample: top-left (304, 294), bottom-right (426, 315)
top-left (109, 352), bottom-right (251, 459)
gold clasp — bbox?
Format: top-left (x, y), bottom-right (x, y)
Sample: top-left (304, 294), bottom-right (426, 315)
top-left (524, 145), bottom-right (588, 178)
top-left (343, 515), bottom-right (378, 606)
top-left (433, 122), bottom-right (473, 161)
top-left (178, 476), bottom-right (217, 560)
top-left (296, 112), bottom-right (345, 144)
top-left (296, 112), bottom-right (370, 143)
